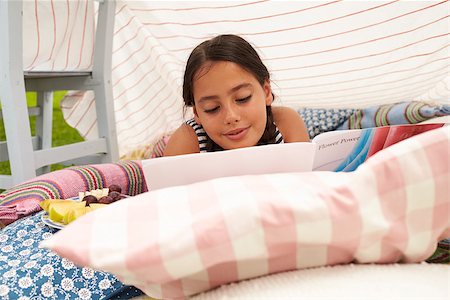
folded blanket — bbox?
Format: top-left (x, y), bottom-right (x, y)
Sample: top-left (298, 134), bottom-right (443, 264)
top-left (337, 101), bottom-right (450, 130)
top-left (0, 161), bottom-right (146, 227)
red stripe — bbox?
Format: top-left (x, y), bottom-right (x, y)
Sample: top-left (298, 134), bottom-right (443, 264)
top-left (113, 68), bottom-right (160, 112)
top-left (147, 1), bottom-right (400, 40)
top-left (64, 0), bottom-right (81, 70)
top-left (4, 185), bottom-right (59, 204)
top-left (112, 32), bottom-right (156, 71)
top-left (118, 99), bottom-right (179, 141)
top-left (27, 0), bottom-right (41, 70)
top-left (116, 95), bottom-right (181, 142)
top-left (282, 72), bottom-right (449, 104)
top-left (115, 90), bottom-right (182, 140)
top-left (89, 5), bottom-right (96, 68)
top-left (63, 91), bottom-right (88, 119)
top-left (261, 7), bottom-right (449, 50)
top-left (73, 94), bottom-right (96, 128)
top-left (273, 31), bottom-right (449, 72)
top-left (277, 45), bottom-right (450, 82)
top-left (84, 168), bottom-right (99, 189)
top-left (282, 60), bottom-right (450, 91)
top-left (168, 1), bottom-right (449, 53)
top-left (113, 57), bottom-right (180, 111)
top-left (48, 0), bottom-right (57, 61)
top-left (127, 163), bottom-right (138, 196)
top-left (115, 82), bottom-right (171, 126)
top-left (283, 64), bottom-right (450, 98)
top-left (141, 1), bottom-right (341, 26)
top-left (52, 0), bottom-right (70, 70)
top-left (267, 24), bottom-right (449, 62)
top-left (76, 0), bottom-right (89, 69)
top-left (112, 52), bottom-right (180, 92)
top-left (112, 22), bottom-right (184, 70)
top-left (112, 63), bottom-right (157, 100)
top-left (85, 120), bottom-right (97, 140)
top-left (113, 27), bottom-right (140, 54)
top-left (114, 15), bottom-right (136, 35)
top-left (115, 2), bottom-right (127, 16)
top-left (129, 0), bottom-right (268, 12)
top-left (88, 96), bottom-right (182, 141)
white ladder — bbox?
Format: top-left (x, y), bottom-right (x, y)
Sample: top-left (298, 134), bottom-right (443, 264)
top-left (0, 0), bottom-right (119, 189)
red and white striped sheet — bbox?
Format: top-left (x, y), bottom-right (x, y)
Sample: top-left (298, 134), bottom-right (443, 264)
top-left (23, 0), bottom-right (95, 71)
top-left (41, 126), bottom-right (450, 299)
top-left (23, 1), bottom-right (450, 156)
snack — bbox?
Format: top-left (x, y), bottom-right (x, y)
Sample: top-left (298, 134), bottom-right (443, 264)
top-left (48, 201), bottom-right (86, 223)
top-left (41, 185), bottom-right (129, 226)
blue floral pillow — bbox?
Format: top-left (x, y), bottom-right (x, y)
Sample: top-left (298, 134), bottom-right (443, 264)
top-left (0, 211), bottom-right (143, 299)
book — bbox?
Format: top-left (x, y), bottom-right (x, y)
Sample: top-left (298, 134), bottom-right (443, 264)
top-left (142, 123), bottom-right (447, 191)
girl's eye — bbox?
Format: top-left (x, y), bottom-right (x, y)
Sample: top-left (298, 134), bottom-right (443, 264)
top-left (236, 96), bottom-right (251, 103)
top-left (204, 106), bottom-right (219, 114)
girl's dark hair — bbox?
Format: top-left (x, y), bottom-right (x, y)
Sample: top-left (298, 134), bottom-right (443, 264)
top-left (183, 34), bottom-right (277, 151)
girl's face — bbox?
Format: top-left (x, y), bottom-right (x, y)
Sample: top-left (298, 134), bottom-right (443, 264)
top-left (193, 61), bottom-right (272, 150)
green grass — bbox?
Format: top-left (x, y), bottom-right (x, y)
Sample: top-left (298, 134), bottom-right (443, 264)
top-left (0, 91), bottom-right (84, 177)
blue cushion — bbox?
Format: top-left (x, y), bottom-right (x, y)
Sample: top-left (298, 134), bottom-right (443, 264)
top-left (0, 211), bottom-right (132, 299)
top-left (297, 108), bottom-right (355, 139)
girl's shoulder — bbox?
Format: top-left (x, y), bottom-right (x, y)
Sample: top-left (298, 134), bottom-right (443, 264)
top-left (163, 123), bottom-right (200, 156)
top-left (272, 106), bottom-right (310, 143)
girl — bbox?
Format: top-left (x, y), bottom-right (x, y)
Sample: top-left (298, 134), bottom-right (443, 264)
top-left (164, 34), bottom-right (310, 156)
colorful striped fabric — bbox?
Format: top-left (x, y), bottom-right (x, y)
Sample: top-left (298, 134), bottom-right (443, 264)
top-left (338, 101), bottom-right (450, 129)
top-left (21, 1), bottom-right (450, 157)
top-left (42, 126), bottom-right (450, 299)
top-left (0, 161), bottom-right (147, 227)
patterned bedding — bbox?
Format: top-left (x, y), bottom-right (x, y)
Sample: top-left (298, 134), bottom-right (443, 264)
top-left (1, 123), bottom-right (449, 299)
top-left (40, 126), bottom-right (450, 299)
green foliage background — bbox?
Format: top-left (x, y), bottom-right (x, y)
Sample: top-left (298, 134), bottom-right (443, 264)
top-left (0, 91), bottom-right (84, 177)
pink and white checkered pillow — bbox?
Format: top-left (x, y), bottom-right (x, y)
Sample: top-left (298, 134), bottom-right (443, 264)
top-left (42, 127), bottom-right (450, 299)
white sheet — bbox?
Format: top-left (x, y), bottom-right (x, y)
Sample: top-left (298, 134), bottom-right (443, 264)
top-left (22, 1), bottom-right (450, 156)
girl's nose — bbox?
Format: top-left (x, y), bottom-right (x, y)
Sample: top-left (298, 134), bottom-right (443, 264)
top-left (224, 104), bottom-right (240, 124)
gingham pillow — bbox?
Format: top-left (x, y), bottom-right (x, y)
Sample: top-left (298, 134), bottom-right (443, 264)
top-left (42, 127), bottom-right (450, 299)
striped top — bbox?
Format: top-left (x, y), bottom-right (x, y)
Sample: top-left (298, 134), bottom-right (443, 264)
top-left (186, 118), bottom-right (284, 153)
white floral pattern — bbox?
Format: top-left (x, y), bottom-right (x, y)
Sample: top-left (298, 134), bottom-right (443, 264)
top-left (82, 267), bottom-right (95, 279)
top-left (0, 211), bottom-right (141, 300)
top-left (61, 278), bottom-right (74, 291)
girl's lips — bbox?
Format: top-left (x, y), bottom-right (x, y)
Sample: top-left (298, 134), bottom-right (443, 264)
top-left (224, 127), bottom-right (249, 141)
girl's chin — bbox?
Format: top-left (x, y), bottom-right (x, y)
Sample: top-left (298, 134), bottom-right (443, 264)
top-left (219, 140), bottom-right (258, 150)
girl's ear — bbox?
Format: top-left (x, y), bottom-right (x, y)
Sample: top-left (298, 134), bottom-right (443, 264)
top-left (193, 106), bottom-right (202, 125)
top-left (263, 80), bottom-right (273, 106)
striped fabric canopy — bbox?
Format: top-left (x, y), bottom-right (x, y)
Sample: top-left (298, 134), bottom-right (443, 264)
top-left (22, 0), bottom-right (450, 156)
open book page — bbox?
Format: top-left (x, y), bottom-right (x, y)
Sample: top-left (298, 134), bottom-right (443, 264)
top-left (312, 129), bottom-right (363, 171)
top-left (312, 123), bottom-right (447, 172)
top-left (143, 142), bottom-right (316, 191)
top-left (143, 123), bottom-right (447, 191)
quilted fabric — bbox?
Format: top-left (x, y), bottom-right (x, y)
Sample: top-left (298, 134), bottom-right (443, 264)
top-left (0, 161), bottom-right (147, 227)
top-left (42, 126), bottom-right (450, 299)
top-left (297, 107), bottom-right (356, 138)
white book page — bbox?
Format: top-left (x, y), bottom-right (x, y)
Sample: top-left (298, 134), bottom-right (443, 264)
top-left (143, 142), bottom-right (316, 191)
top-left (312, 130), bottom-right (363, 171)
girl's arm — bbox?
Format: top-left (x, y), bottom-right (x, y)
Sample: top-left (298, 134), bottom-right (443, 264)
top-left (272, 106), bottom-right (310, 143)
top-left (163, 124), bottom-right (200, 156)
